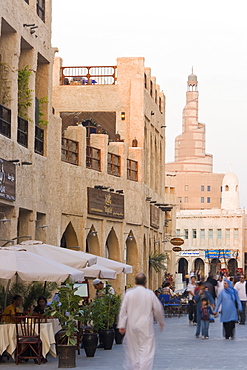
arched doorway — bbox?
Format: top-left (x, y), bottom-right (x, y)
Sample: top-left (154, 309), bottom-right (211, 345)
top-left (60, 222), bottom-right (78, 248)
top-left (210, 258), bottom-right (221, 276)
top-left (126, 232), bottom-right (138, 287)
top-left (194, 258), bottom-right (205, 280)
top-left (178, 258), bottom-right (188, 281)
top-left (228, 259), bottom-right (238, 276)
top-left (105, 228), bottom-right (120, 261)
top-left (86, 226), bottom-right (100, 255)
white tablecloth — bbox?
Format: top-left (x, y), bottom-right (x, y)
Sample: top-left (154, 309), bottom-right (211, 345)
top-left (0, 324), bottom-right (9, 355)
top-left (2, 323), bottom-right (56, 358)
top-left (47, 318), bottom-right (61, 334)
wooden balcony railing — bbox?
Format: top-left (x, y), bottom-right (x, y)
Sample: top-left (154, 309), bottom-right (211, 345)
top-left (0, 103), bottom-right (11, 139)
top-left (86, 146), bottom-right (101, 171)
top-left (61, 137), bottom-right (79, 165)
top-left (60, 66), bottom-right (117, 86)
top-left (127, 159), bottom-right (138, 181)
top-left (108, 153), bottom-right (120, 177)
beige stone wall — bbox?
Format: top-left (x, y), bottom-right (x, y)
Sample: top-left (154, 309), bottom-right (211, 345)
top-left (0, 1), bottom-right (168, 292)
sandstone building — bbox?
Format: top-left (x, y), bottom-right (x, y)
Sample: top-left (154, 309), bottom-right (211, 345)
top-left (0, 0), bottom-right (172, 290)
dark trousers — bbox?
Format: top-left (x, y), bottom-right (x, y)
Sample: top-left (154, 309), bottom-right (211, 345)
top-left (223, 321), bottom-right (235, 339)
top-left (188, 300), bottom-right (197, 323)
top-left (239, 301), bottom-right (246, 324)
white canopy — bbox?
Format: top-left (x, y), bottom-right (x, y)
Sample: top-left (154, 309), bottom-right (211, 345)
top-left (0, 249), bottom-right (84, 283)
top-left (81, 263), bottom-right (117, 279)
top-left (97, 256), bottom-right (132, 274)
top-left (7, 240), bottom-right (97, 268)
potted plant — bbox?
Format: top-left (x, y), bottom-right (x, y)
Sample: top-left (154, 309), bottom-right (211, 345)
top-left (90, 293), bottom-right (122, 350)
top-left (81, 303), bottom-right (98, 357)
top-left (49, 279), bottom-right (83, 368)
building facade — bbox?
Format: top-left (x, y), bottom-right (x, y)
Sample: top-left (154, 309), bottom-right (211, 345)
top-left (0, 0), bottom-right (171, 291)
top-left (174, 171), bottom-right (247, 278)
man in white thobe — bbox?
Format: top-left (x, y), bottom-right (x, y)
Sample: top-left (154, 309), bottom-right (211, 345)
top-left (118, 273), bottom-right (165, 370)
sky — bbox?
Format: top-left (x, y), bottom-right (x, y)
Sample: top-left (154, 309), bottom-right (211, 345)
top-left (52, 0), bottom-right (247, 207)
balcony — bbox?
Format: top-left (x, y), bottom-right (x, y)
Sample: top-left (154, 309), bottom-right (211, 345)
top-left (86, 146), bottom-right (101, 171)
top-left (17, 116), bottom-right (28, 148)
top-left (0, 103), bottom-right (11, 138)
top-left (61, 137), bottom-right (79, 165)
top-left (60, 66), bottom-right (117, 86)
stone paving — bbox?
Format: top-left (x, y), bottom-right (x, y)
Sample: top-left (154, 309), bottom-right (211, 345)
top-left (1, 314), bottom-right (247, 369)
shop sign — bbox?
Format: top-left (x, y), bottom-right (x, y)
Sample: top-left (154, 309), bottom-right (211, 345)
top-left (88, 187), bottom-right (124, 219)
top-left (150, 204), bottom-right (160, 229)
top-left (204, 250), bottom-right (232, 259)
top-left (170, 237), bottom-right (184, 246)
top-left (0, 158), bottom-right (16, 202)
top-left (179, 251), bottom-right (200, 257)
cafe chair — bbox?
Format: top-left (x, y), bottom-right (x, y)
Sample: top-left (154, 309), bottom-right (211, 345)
top-left (15, 316), bottom-right (42, 365)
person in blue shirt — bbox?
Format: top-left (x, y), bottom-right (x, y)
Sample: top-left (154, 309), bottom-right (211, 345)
top-left (200, 298), bottom-right (214, 339)
top-left (214, 279), bottom-right (242, 339)
top-left (194, 282), bottom-right (215, 338)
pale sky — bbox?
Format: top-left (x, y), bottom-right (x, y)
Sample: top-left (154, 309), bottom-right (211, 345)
top-left (52, 0), bottom-right (247, 207)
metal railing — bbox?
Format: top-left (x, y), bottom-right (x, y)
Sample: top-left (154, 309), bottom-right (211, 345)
top-left (61, 137), bottom-right (79, 165)
top-left (0, 103), bottom-right (11, 138)
top-left (108, 153), bottom-right (121, 177)
top-left (60, 66), bottom-right (117, 85)
top-left (86, 146), bottom-right (101, 171)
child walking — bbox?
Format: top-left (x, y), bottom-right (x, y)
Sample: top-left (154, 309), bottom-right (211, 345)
top-left (200, 298), bottom-right (214, 339)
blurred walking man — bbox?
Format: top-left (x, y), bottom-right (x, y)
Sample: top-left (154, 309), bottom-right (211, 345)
top-left (118, 273), bottom-right (165, 370)
top-left (234, 275), bottom-right (247, 324)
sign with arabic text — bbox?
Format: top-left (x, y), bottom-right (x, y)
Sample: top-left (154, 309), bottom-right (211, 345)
top-left (87, 187), bottom-right (124, 219)
top-left (204, 250), bottom-right (232, 259)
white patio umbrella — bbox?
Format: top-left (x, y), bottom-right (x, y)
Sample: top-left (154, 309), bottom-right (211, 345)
top-left (81, 263), bottom-right (117, 279)
top-left (0, 249), bottom-right (85, 283)
top-left (6, 240), bottom-right (97, 268)
top-left (97, 256), bottom-right (132, 274)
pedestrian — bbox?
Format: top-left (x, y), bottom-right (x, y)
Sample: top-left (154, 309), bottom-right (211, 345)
top-left (92, 278), bottom-right (115, 298)
top-left (118, 273), bottom-right (165, 370)
top-left (200, 299), bottom-right (214, 339)
top-left (194, 282), bottom-right (214, 338)
top-left (2, 295), bottom-right (22, 323)
top-left (214, 280), bottom-right (242, 339)
top-left (216, 275), bottom-right (224, 297)
top-left (204, 274), bottom-right (217, 301)
top-left (186, 275), bottom-right (197, 325)
top-left (234, 274), bottom-right (247, 325)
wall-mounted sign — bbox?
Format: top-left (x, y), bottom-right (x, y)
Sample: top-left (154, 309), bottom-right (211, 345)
top-left (88, 187), bottom-right (124, 219)
top-left (179, 251), bottom-right (200, 257)
top-left (150, 205), bottom-right (160, 229)
top-left (172, 246), bottom-right (182, 252)
top-left (0, 158), bottom-right (16, 202)
top-left (170, 237), bottom-right (184, 246)
top-left (205, 250), bottom-right (232, 259)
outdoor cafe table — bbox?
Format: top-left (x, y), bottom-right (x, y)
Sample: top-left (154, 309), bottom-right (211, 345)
top-left (0, 322), bottom-right (56, 358)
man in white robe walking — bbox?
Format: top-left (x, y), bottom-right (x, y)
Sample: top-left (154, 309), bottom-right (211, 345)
top-left (118, 273), bottom-right (165, 370)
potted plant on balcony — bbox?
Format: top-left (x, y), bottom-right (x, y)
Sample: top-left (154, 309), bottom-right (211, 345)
top-left (49, 279), bottom-right (83, 368)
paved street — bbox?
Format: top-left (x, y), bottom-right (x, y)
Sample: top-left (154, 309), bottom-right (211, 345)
top-left (2, 314), bottom-right (247, 369)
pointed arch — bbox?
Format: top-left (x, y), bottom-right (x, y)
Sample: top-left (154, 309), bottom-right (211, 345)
top-left (105, 227), bottom-right (120, 261)
top-left (60, 222), bottom-right (78, 248)
top-left (126, 231), bottom-right (138, 287)
top-left (86, 225), bottom-right (100, 255)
